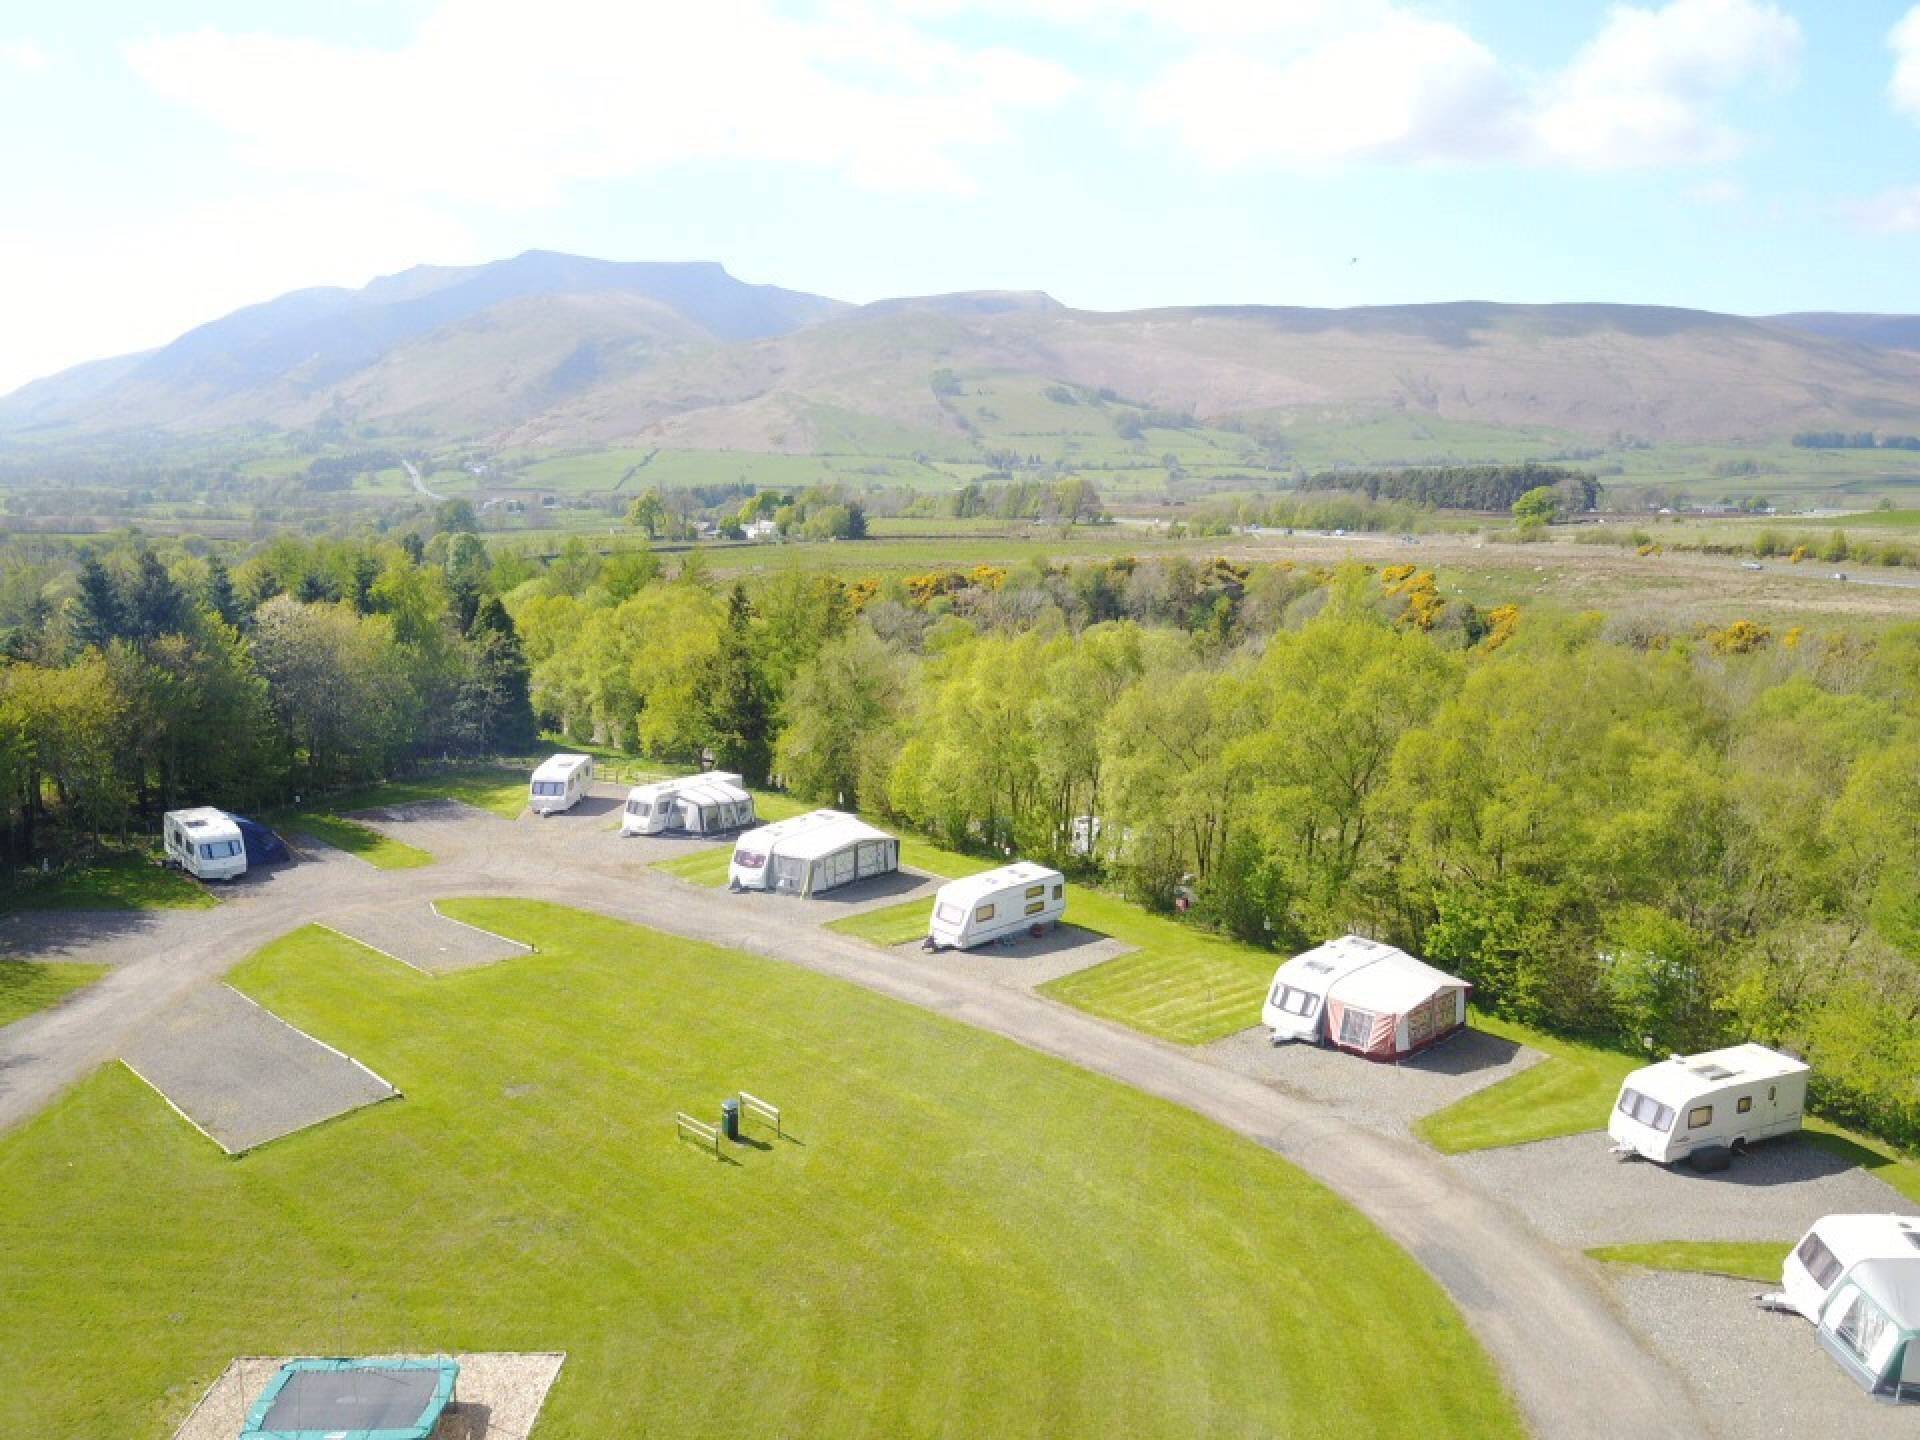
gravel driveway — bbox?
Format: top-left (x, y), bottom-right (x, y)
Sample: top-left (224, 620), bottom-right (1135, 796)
top-left (1604, 1269), bottom-right (1915, 1439)
top-left (904, 923), bottom-right (1135, 987)
top-left (1448, 1131), bottom-right (1908, 1248)
top-left (1205, 1024), bottom-right (1547, 1137)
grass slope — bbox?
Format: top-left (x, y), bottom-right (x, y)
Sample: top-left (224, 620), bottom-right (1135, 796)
top-left (0, 852), bottom-right (214, 914)
top-left (0, 961), bottom-right (109, 1027)
top-left (1586, 1241), bottom-right (1793, 1285)
top-left (0, 903), bottom-right (1521, 1439)
top-left (1414, 1013), bottom-right (1639, 1154)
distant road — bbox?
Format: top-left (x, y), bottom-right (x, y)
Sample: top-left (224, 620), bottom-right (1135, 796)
top-left (403, 459), bottom-right (445, 503)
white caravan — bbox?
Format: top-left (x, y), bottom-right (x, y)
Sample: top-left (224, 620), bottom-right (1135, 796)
top-left (1262, 935), bottom-right (1400, 1045)
top-left (162, 807), bottom-right (248, 881)
top-left (728, 810), bottom-right (898, 896)
top-left (528, 754), bottom-right (595, 815)
top-left (620, 772), bottom-right (754, 837)
top-left (1772, 1213), bottom-right (1920, 1402)
top-left (1609, 1043), bottom-right (1808, 1169)
top-left (926, 863), bottom-right (1066, 950)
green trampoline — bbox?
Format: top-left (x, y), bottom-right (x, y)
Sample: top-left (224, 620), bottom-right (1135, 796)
top-left (240, 1357), bottom-right (459, 1439)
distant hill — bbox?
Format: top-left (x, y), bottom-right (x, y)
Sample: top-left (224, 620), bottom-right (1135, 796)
top-left (1765, 312), bottom-right (1920, 353)
top-left (8, 254), bottom-right (1920, 450)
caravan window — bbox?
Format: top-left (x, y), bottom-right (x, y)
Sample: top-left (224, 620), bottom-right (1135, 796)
top-left (1025, 884), bottom-right (1045, 900)
top-left (735, 850), bottom-right (766, 870)
top-left (1687, 1105), bottom-right (1714, 1129)
top-left (1052, 883), bottom-right (1063, 899)
top-left (1834, 1287), bottom-right (1897, 1370)
top-left (1337, 1008), bottom-right (1374, 1048)
top-left (532, 781), bottom-right (564, 797)
top-left (936, 903), bottom-right (964, 925)
top-left (199, 840), bottom-right (241, 860)
top-left (627, 800), bottom-right (649, 816)
top-left (1025, 900), bottom-right (1045, 916)
top-left (1795, 1233), bottom-right (1843, 1289)
top-left (974, 904), bottom-right (995, 923)
top-left (1616, 1088), bottom-right (1676, 1133)
top-left (1737, 1095), bottom-right (1753, 1115)
top-left (1270, 985), bottom-right (1318, 1019)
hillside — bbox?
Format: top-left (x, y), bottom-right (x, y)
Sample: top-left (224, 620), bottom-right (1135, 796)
top-left (7, 253), bottom-right (1920, 449)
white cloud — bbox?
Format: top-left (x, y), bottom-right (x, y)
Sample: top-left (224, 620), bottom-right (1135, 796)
top-left (126, 0), bottom-right (1075, 203)
top-left (1845, 184), bottom-right (1920, 234)
top-left (1141, 15), bottom-right (1515, 169)
top-left (1135, 0), bottom-right (1800, 170)
top-left (1534, 0), bottom-right (1800, 168)
top-left (1686, 177), bottom-right (1744, 205)
top-left (0, 39), bottom-right (49, 71)
top-left (0, 189), bottom-right (480, 394)
top-left (1891, 6), bottom-right (1920, 119)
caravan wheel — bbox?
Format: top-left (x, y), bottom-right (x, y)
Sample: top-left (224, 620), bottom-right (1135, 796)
top-left (1689, 1145), bottom-right (1732, 1174)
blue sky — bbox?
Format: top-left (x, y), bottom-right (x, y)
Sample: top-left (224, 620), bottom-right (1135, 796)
top-left (3, 0), bottom-right (1920, 392)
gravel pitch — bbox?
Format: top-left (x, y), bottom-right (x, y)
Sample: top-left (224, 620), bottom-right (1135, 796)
top-left (348, 799), bottom-right (520, 858)
top-left (325, 905), bottom-right (530, 976)
top-left (1603, 1269), bottom-right (1914, 1439)
top-left (122, 984), bottom-right (396, 1153)
top-left (171, 1352), bottom-right (566, 1440)
top-left (1448, 1131), bottom-right (1908, 1249)
top-left (907, 923), bottom-right (1136, 988)
top-left (1204, 1025), bottom-right (1547, 1137)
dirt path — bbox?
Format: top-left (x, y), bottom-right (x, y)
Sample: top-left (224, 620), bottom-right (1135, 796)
top-left (0, 821), bottom-right (1705, 1440)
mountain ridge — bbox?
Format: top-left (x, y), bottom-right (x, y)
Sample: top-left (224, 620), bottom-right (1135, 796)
top-left (9, 253), bottom-right (1920, 448)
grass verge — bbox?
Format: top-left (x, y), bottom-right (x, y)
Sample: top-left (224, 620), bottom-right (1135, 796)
top-left (1413, 1013), bottom-right (1640, 1154)
top-left (0, 901), bottom-right (1523, 1439)
top-left (0, 852), bottom-right (214, 914)
top-left (1586, 1240), bottom-right (1792, 1285)
top-left (277, 812), bottom-right (433, 870)
top-left (1804, 1120), bottom-right (1920, 1206)
top-left (0, 961), bottom-right (110, 1027)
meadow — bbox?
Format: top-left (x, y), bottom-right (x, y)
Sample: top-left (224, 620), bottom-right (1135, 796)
top-left (0, 902), bottom-right (1522, 1439)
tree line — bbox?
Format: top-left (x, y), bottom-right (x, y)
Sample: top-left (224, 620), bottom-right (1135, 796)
top-left (1304, 463), bottom-right (1601, 513)
top-left (0, 531), bottom-right (536, 863)
top-left (7, 524), bottom-right (1917, 1151)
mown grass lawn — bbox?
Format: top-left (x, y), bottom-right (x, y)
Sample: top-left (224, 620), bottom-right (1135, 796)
top-left (324, 765), bottom-right (532, 821)
top-left (1586, 1240), bottom-right (1794, 1285)
top-left (0, 960), bottom-right (110, 1027)
top-left (275, 812), bottom-right (433, 870)
top-left (1804, 1120), bottom-right (1920, 1206)
top-left (1037, 891), bottom-right (1279, 1045)
top-left (830, 878), bottom-right (1278, 1046)
top-left (0, 852), bottom-right (215, 914)
top-left (0, 901), bottom-right (1522, 1440)
top-left (1413, 1012), bottom-right (1641, 1154)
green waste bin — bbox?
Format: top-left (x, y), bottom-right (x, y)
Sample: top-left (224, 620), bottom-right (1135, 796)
top-left (721, 1098), bottom-right (740, 1142)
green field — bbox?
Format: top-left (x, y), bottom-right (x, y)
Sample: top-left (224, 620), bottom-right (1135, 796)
top-left (1413, 1013), bottom-right (1640, 1154)
top-left (305, 766), bottom-right (533, 821)
top-left (0, 852), bottom-right (216, 914)
top-left (1586, 1241), bottom-right (1793, 1285)
top-left (0, 960), bottom-right (109, 1027)
top-left (0, 902), bottom-right (1521, 1438)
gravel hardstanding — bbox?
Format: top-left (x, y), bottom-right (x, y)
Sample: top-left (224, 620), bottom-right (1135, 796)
top-left (121, 983), bottom-right (396, 1153)
top-left (324, 904), bottom-right (531, 975)
top-left (1604, 1269), bottom-right (1916, 1439)
top-left (1204, 1023), bottom-right (1547, 1137)
top-left (1447, 1130), bottom-right (1909, 1248)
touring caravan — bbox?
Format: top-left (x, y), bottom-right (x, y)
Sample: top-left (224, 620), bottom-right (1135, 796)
top-left (1770, 1213), bottom-right (1920, 1402)
top-left (1609, 1043), bottom-right (1808, 1170)
top-left (728, 810), bottom-right (898, 896)
top-left (529, 754), bottom-right (595, 815)
top-left (621, 772), bottom-right (755, 837)
top-left (162, 807), bottom-right (248, 881)
top-left (926, 863), bottom-right (1066, 950)
top-left (1262, 935), bottom-right (1469, 1059)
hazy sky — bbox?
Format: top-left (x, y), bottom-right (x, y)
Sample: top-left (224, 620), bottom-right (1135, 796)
top-left (4, 0), bottom-right (1920, 393)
